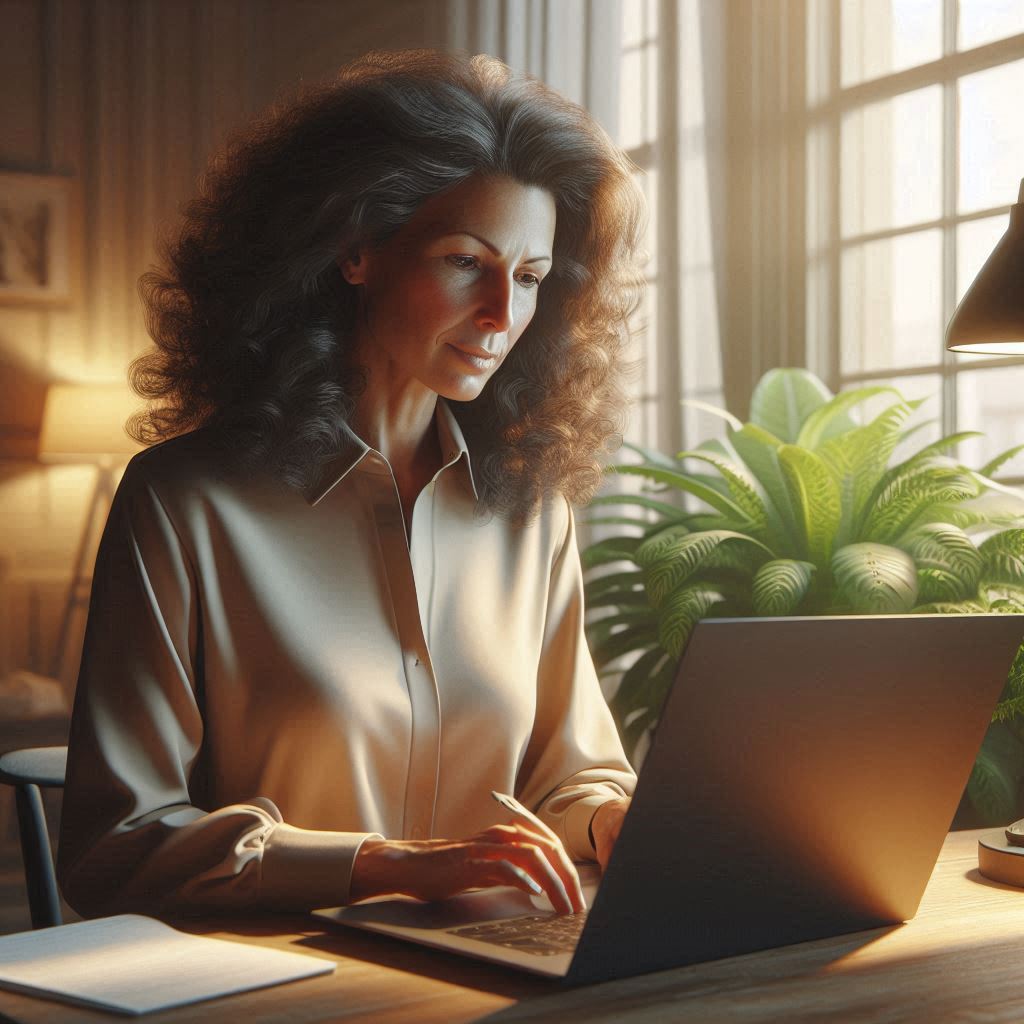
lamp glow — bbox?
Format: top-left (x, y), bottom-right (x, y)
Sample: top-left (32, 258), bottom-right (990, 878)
top-left (39, 383), bottom-right (142, 462)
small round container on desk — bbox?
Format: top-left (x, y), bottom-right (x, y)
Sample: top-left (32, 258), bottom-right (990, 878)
top-left (978, 829), bottom-right (1024, 886)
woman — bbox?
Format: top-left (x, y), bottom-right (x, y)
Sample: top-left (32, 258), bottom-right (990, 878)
top-left (57, 48), bottom-right (647, 920)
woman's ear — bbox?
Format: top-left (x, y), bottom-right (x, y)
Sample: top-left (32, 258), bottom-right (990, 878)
top-left (338, 249), bottom-right (367, 285)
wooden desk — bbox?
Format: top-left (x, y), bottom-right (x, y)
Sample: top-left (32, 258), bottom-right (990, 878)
top-left (2, 829), bottom-right (1023, 1023)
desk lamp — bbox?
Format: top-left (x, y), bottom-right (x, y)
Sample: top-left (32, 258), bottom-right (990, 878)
top-left (38, 383), bottom-right (141, 687)
top-left (946, 178), bottom-right (1024, 355)
top-left (945, 178), bottom-right (1024, 884)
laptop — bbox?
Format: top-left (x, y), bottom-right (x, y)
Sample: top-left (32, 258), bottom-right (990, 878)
top-left (312, 614), bottom-right (1024, 986)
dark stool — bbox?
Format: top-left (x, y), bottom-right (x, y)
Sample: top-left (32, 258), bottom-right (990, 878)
top-left (0, 746), bottom-right (68, 929)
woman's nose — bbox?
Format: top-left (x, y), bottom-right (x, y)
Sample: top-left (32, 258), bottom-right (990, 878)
top-left (474, 275), bottom-right (515, 334)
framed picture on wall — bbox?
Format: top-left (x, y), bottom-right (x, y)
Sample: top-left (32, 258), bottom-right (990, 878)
top-left (0, 171), bottom-right (81, 307)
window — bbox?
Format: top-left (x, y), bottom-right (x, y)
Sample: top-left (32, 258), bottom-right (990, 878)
top-left (618, 0), bottom-right (724, 458)
top-left (806, 0), bottom-right (1024, 477)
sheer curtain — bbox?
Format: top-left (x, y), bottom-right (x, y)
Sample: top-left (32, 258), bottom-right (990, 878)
top-left (443, 0), bottom-right (624, 135)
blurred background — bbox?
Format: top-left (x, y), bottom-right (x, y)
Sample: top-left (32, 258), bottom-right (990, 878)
top-left (1, 0), bottom-right (1022, 931)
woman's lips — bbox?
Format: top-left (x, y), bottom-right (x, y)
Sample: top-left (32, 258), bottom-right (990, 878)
top-left (447, 344), bottom-right (497, 372)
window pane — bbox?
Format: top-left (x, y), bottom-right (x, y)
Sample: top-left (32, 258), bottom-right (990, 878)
top-left (956, 213), bottom-right (1011, 305)
top-left (622, 0), bottom-right (645, 48)
top-left (841, 230), bottom-right (943, 374)
top-left (618, 47), bottom-right (644, 151)
top-left (645, 41), bottom-right (658, 142)
top-left (841, 87), bottom-right (942, 237)
top-left (957, 365), bottom-right (1024, 475)
top-left (958, 0), bottom-right (1024, 50)
top-left (841, 0), bottom-right (942, 87)
top-left (958, 58), bottom-right (1024, 214)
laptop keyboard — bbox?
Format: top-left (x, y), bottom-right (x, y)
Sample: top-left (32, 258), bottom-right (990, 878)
top-left (447, 912), bottom-right (587, 956)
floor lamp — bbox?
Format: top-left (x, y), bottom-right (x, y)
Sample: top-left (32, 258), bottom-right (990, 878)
top-left (38, 383), bottom-right (141, 686)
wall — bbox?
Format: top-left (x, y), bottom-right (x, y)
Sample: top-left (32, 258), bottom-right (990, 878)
top-left (0, 0), bottom-right (449, 694)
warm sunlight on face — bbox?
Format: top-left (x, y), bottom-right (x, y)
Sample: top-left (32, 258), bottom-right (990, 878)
top-left (342, 174), bottom-right (557, 403)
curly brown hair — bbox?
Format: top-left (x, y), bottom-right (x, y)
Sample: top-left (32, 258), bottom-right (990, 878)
top-left (128, 47), bottom-right (648, 525)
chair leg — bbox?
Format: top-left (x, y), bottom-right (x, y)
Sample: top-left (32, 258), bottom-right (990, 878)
top-left (14, 783), bottom-right (61, 929)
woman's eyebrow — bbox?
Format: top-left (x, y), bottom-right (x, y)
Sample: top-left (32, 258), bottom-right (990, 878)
top-left (434, 230), bottom-right (552, 264)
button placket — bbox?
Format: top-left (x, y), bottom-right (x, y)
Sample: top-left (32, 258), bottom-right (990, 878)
top-left (360, 464), bottom-right (440, 841)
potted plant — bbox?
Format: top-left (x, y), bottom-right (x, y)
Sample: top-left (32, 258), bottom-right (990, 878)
top-left (584, 367), bottom-right (1024, 826)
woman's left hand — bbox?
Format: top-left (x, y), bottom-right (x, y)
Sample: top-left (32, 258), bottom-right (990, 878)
top-left (590, 797), bottom-right (631, 870)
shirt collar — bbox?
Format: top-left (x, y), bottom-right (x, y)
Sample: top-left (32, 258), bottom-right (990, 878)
top-left (303, 398), bottom-right (479, 506)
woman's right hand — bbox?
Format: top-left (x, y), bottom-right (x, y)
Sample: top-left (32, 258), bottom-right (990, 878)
top-left (349, 820), bottom-right (586, 914)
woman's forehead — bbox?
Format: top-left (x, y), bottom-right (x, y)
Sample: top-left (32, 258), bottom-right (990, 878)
top-left (405, 176), bottom-right (556, 250)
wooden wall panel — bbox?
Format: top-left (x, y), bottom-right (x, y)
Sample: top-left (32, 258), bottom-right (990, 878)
top-left (0, 0), bottom-right (451, 693)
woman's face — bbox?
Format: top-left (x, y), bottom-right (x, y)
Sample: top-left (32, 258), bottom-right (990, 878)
top-left (341, 174), bottom-right (557, 402)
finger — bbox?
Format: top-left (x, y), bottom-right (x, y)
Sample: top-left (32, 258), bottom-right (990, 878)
top-left (477, 840), bottom-right (574, 915)
top-left (500, 820), bottom-right (586, 914)
top-left (471, 857), bottom-right (545, 897)
top-left (477, 822), bottom-right (585, 914)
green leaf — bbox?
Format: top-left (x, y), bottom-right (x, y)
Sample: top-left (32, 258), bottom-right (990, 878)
top-left (590, 622), bottom-right (660, 672)
top-left (729, 423), bottom-right (800, 552)
top-left (619, 440), bottom-right (677, 469)
top-left (680, 397), bottom-right (744, 432)
top-left (610, 464), bottom-right (753, 525)
top-left (979, 442), bottom-right (1024, 479)
top-left (916, 567), bottom-right (969, 604)
top-left (820, 399), bottom-right (926, 540)
top-left (831, 542), bottom-right (919, 613)
top-left (901, 523), bottom-right (983, 597)
top-left (864, 468), bottom-right (980, 545)
top-left (880, 432), bottom-right (983, 492)
top-left (993, 644), bottom-right (1024, 723)
top-left (635, 528), bottom-right (772, 606)
top-left (581, 536), bottom-right (643, 571)
top-left (585, 569), bottom-right (646, 602)
top-left (657, 586), bottom-right (725, 657)
top-left (749, 368), bottom-right (835, 443)
top-left (796, 385), bottom-right (903, 450)
top-left (979, 529), bottom-right (1024, 584)
top-left (913, 599), bottom-right (992, 613)
top-left (983, 582), bottom-right (1024, 607)
top-left (778, 445), bottom-right (842, 565)
top-left (587, 493), bottom-right (686, 520)
top-left (751, 559), bottom-right (816, 616)
top-left (968, 722), bottom-right (1024, 825)
top-left (675, 450), bottom-right (770, 540)
top-left (609, 646), bottom-right (668, 722)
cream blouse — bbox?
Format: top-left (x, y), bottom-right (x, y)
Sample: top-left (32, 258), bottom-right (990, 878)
top-left (57, 398), bottom-right (636, 917)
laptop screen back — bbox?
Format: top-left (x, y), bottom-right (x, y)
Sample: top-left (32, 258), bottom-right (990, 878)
top-left (567, 614), bottom-right (1024, 985)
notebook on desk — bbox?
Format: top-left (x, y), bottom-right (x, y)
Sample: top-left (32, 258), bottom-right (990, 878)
top-left (313, 614), bottom-right (1024, 986)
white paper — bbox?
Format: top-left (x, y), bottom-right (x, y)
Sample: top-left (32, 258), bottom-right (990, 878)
top-left (0, 914), bottom-right (335, 1016)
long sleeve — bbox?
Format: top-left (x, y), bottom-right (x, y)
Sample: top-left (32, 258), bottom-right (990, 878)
top-left (57, 461), bottom-right (381, 919)
top-left (516, 498), bottom-right (638, 860)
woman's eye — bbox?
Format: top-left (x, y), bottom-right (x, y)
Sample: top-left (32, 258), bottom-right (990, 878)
top-left (446, 255), bottom-right (541, 289)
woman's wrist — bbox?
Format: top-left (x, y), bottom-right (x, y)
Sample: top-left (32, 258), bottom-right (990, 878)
top-left (349, 837), bottom-right (397, 903)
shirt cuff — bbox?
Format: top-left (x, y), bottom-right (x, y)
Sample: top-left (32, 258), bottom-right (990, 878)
top-left (260, 823), bottom-right (384, 911)
top-left (564, 794), bottom-right (621, 861)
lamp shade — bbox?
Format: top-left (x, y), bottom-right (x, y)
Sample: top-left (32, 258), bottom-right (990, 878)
top-left (945, 178), bottom-right (1024, 354)
top-left (39, 383), bottom-right (143, 461)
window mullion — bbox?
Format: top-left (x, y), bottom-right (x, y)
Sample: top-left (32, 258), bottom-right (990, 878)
top-left (941, 0), bottom-right (959, 440)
